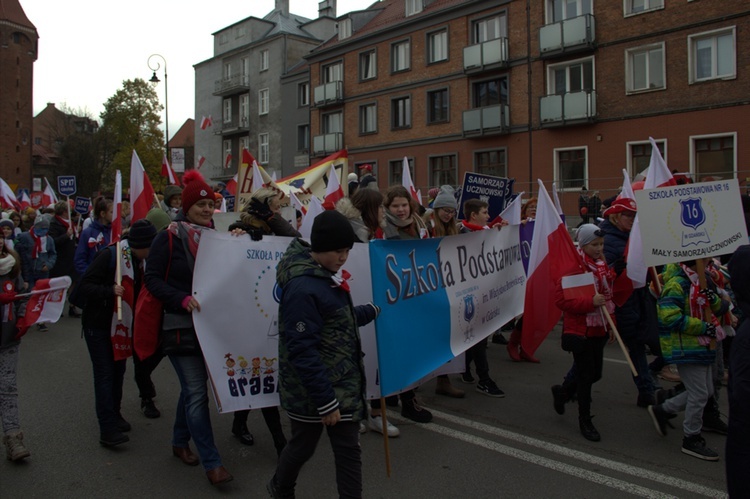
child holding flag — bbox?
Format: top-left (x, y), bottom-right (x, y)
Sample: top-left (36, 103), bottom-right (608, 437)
top-left (552, 224), bottom-right (615, 442)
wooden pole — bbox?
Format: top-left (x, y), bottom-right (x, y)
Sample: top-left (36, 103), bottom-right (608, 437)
top-left (115, 241), bottom-right (122, 321)
top-left (379, 397), bottom-right (392, 477)
top-left (650, 267), bottom-right (662, 295)
top-left (601, 307), bottom-right (638, 377)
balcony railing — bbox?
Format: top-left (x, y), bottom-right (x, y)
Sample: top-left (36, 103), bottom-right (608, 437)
top-left (215, 117), bottom-right (251, 135)
top-left (313, 81), bottom-right (343, 107)
top-left (312, 132), bottom-right (343, 156)
top-left (539, 14), bottom-right (595, 56)
top-left (463, 37), bottom-right (509, 72)
top-left (213, 74), bottom-right (251, 96)
top-left (463, 104), bottom-right (510, 135)
top-left (540, 90), bottom-right (597, 125)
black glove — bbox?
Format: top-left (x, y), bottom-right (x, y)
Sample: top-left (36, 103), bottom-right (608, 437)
top-left (704, 322), bottom-right (717, 338)
top-left (248, 227), bottom-right (264, 242)
top-left (248, 199), bottom-right (274, 222)
top-left (700, 288), bottom-right (718, 304)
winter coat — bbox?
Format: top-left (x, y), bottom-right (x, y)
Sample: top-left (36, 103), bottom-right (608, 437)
top-left (48, 217), bottom-right (77, 279)
top-left (555, 268), bottom-right (615, 339)
top-left (15, 232), bottom-right (57, 285)
top-left (74, 219), bottom-right (111, 275)
top-left (276, 238), bottom-right (376, 423)
top-left (0, 272), bottom-right (25, 349)
top-left (656, 263), bottom-right (725, 365)
top-left (336, 198), bottom-right (371, 243)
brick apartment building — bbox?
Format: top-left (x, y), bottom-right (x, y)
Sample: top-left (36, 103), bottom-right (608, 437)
top-left (0, 0), bottom-right (37, 190)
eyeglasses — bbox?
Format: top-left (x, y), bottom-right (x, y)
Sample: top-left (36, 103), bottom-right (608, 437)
top-left (620, 212), bottom-right (636, 219)
top-left (439, 208), bottom-right (456, 215)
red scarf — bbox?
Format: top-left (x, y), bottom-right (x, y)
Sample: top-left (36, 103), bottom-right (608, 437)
top-left (460, 220), bottom-right (487, 232)
top-left (579, 248), bottom-right (615, 328)
top-left (55, 215), bottom-right (70, 228)
top-left (331, 269), bottom-right (351, 293)
top-left (30, 228), bottom-right (45, 259)
top-left (680, 263), bottom-right (726, 345)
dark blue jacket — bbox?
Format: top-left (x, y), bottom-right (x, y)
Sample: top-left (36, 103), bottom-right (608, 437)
top-left (144, 215), bottom-right (196, 314)
top-left (74, 219), bottom-right (111, 275)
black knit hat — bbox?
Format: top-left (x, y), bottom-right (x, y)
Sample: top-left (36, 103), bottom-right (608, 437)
top-left (127, 219), bottom-right (157, 249)
top-left (310, 210), bottom-right (356, 253)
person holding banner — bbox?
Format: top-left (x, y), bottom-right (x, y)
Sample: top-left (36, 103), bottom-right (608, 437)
top-left (551, 224), bottom-right (615, 442)
top-left (239, 188), bottom-right (300, 239)
top-left (267, 210), bottom-right (379, 499)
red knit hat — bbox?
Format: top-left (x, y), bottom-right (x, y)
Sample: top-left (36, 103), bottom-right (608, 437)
top-left (181, 171), bottom-right (214, 213)
top-left (602, 197), bottom-right (637, 217)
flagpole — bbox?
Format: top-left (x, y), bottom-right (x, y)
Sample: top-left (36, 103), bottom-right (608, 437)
top-left (601, 307), bottom-right (638, 376)
top-left (116, 241), bottom-right (122, 321)
top-left (15, 285), bottom-right (72, 298)
top-left (379, 397), bottom-right (392, 477)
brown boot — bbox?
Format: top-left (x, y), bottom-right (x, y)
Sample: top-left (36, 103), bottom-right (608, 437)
top-left (506, 329), bottom-right (522, 362)
top-left (4, 431), bottom-right (31, 461)
top-left (435, 375), bottom-right (465, 398)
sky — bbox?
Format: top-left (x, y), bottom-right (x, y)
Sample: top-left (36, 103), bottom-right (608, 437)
top-left (23, 0), bottom-right (376, 139)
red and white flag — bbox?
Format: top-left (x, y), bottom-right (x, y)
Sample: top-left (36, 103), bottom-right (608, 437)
top-left (161, 154), bottom-right (181, 186)
top-left (111, 240), bottom-right (134, 361)
top-left (521, 180), bottom-right (584, 356)
top-left (619, 168), bottom-right (636, 200)
top-left (627, 137), bottom-right (676, 289)
top-left (224, 153), bottom-right (233, 169)
top-left (226, 173), bottom-right (238, 196)
top-left (18, 191), bottom-right (31, 211)
top-left (290, 190), bottom-right (306, 217)
top-left (401, 157), bottom-right (419, 203)
top-left (130, 150), bottom-right (157, 223)
top-left (200, 115), bottom-right (213, 130)
top-left (552, 182), bottom-right (564, 217)
top-left (111, 170), bottom-right (123, 243)
top-left (15, 276), bottom-right (72, 337)
top-left (42, 178), bottom-right (58, 206)
top-left (562, 272), bottom-right (596, 302)
top-left (196, 155), bottom-right (206, 170)
top-left (498, 191), bottom-right (524, 225)
top-left (299, 195), bottom-right (324, 240)
top-left (322, 164), bottom-right (344, 210)
top-left (0, 178), bottom-right (18, 210)
top-left (252, 160), bottom-right (265, 193)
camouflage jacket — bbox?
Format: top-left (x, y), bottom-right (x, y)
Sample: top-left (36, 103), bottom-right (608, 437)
top-left (276, 238), bottom-right (376, 422)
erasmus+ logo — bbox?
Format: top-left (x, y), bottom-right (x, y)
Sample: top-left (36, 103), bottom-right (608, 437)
top-left (679, 198), bottom-right (711, 247)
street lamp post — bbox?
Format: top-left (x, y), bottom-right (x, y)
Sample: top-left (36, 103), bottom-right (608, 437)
top-left (147, 54), bottom-right (168, 158)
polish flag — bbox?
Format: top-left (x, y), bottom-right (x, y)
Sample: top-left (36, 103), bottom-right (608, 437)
top-left (111, 170), bottom-right (123, 243)
top-left (551, 182), bottom-right (564, 217)
top-left (562, 272), bottom-right (596, 302)
top-left (130, 150), bottom-right (157, 223)
top-left (627, 137), bottom-right (676, 289)
top-left (18, 191), bottom-right (31, 211)
top-left (497, 191), bottom-right (524, 225)
top-left (520, 180), bottom-right (584, 356)
top-left (161, 154), bottom-right (181, 186)
top-left (299, 195), bottom-right (324, 240)
top-left (42, 178), bottom-right (59, 206)
top-left (290, 190), bottom-right (306, 216)
top-left (196, 155), bottom-right (206, 170)
top-left (618, 168), bottom-right (636, 200)
top-left (15, 276), bottom-right (72, 337)
top-left (225, 174), bottom-right (238, 196)
top-left (252, 160), bottom-right (265, 193)
top-left (401, 157), bottom-right (419, 203)
top-left (322, 164), bottom-right (344, 210)
top-left (0, 178), bottom-right (18, 210)
top-left (200, 115), bottom-right (213, 130)
top-left (224, 153), bottom-right (232, 169)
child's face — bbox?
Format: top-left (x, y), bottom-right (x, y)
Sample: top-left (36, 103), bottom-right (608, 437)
top-left (2, 226), bottom-right (12, 238)
top-left (313, 248), bottom-right (350, 273)
top-left (582, 237), bottom-right (605, 260)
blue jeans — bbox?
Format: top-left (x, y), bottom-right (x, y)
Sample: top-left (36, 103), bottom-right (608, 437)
top-left (83, 328), bottom-right (126, 434)
top-left (168, 354), bottom-right (222, 471)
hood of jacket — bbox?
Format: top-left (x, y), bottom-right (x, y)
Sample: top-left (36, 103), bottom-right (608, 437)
top-left (276, 238), bottom-right (332, 289)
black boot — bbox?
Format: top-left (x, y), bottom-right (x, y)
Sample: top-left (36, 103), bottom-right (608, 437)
top-left (579, 416), bottom-right (601, 442)
top-left (551, 385), bottom-right (568, 415)
top-left (702, 397), bottom-right (728, 435)
top-left (232, 410), bottom-right (254, 446)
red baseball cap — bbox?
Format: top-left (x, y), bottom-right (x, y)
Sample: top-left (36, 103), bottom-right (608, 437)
top-left (359, 164), bottom-right (372, 172)
top-left (603, 197), bottom-right (637, 216)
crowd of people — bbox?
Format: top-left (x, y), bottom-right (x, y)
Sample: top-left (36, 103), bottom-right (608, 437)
top-left (0, 168), bottom-right (748, 499)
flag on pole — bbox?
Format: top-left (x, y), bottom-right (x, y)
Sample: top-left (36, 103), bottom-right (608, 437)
top-left (224, 153), bottom-right (233, 169)
top-left (619, 169), bottom-right (635, 200)
top-left (520, 180), bottom-right (584, 356)
top-left (0, 178), bottom-right (18, 210)
top-left (161, 154), bottom-right (181, 186)
top-left (290, 190), bottom-right (306, 217)
top-left (401, 157), bottom-right (419, 203)
top-left (200, 115), bottom-right (213, 130)
top-left (18, 191), bottom-right (31, 211)
top-left (130, 150), bottom-right (157, 223)
top-left (552, 182), bottom-right (564, 217)
top-left (42, 178), bottom-right (58, 206)
top-left (561, 272), bottom-right (596, 302)
top-left (111, 170), bottom-right (123, 243)
top-left (197, 155), bottom-right (206, 170)
top-left (252, 160), bottom-right (264, 194)
top-left (15, 276), bottom-right (72, 337)
top-left (498, 192), bottom-right (524, 225)
top-left (298, 195), bottom-right (324, 240)
top-left (226, 174), bottom-right (238, 196)
top-left (322, 164), bottom-right (344, 210)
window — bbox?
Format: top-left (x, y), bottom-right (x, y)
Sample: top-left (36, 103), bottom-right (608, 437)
top-left (430, 155), bottom-right (457, 186)
top-left (693, 134), bottom-right (735, 182)
top-left (389, 158), bottom-right (413, 186)
top-left (239, 94), bottom-right (249, 125)
top-left (339, 18), bottom-right (352, 39)
top-left (260, 50), bottom-right (269, 71)
top-left (473, 77), bottom-right (507, 107)
top-left (297, 124), bottom-right (309, 152)
top-left (391, 40), bottom-right (410, 72)
top-left (626, 43), bottom-right (665, 93)
top-left (547, 0), bottom-right (592, 23)
top-left (475, 150), bottom-right (507, 177)
top-left (624, 0), bottom-right (663, 16)
top-left (548, 58), bottom-right (594, 94)
top-left (428, 30), bottom-right (448, 63)
top-left (298, 82), bottom-right (309, 106)
top-left (259, 133), bottom-right (269, 164)
top-left (223, 98), bottom-right (232, 123)
top-left (323, 112), bottom-right (343, 134)
top-left (259, 88), bottom-right (269, 115)
top-left (628, 140), bottom-right (666, 177)
top-left (689, 27), bottom-right (736, 83)
top-left (427, 88), bottom-right (449, 123)
top-left (359, 104), bottom-right (377, 134)
top-left (391, 96), bottom-right (411, 129)
top-left (555, 147), bottom-right (587, 189)
top-left (359, 50), bottom-right (377, 80)
top-left (223, 140), bottom-right (232, 167)
top-left (235, 26), bottom-right (246, 38)
top-left (405, 0), bottom-right (422, 17)
top-left (323, 62), bottom-right (343, 83)
top-left (223, 63), bottom-right (232, 80)
top-left (473, 14), bottom-right (506, 43)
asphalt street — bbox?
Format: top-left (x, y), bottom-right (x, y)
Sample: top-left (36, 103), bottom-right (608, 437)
top-left (0, 313), bottom-right (729, 498)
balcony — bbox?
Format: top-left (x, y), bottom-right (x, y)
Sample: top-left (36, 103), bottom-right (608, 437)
top-left (463, 104), bottom-right (510, 136)
top-left (213, 74), bottom-right (251, 96)
top-left (540, 90), bottom-right (597, 126)
top-left (313, 81), bottom-right (343, 107)
top-left (539, 14), bottom-right (595, 57)
top-left (312, 132), bottom-right (343, 156)
top-left (463, 37), bottom-right (509, 73)
top-left (215, 117), bottom-right (251, 135)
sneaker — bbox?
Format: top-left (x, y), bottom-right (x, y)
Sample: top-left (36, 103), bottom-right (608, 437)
top-left (37, 323), bottom-right (49, 332)
top-left (648, 404), bottom-right (670, 437)
top-left (702, 415), bottom-right (728, 435)
top-left (359, 421), bottom-right (367, 434)
top-left (476, 379), bottom-right (505, 398)
top-left (460, 371), bottom-right (475, 384)
top-left (401, 398), bottom-right (433, 423)
top-left (579, 417), bottom-right (601, 442)
top-left (367, 415), bottom-right (400, 437)
top-left (551, 385), bottom-right (567, 415)
top-left (141, 398), bottom-right (161, 419)
top-left (681, 434), bottom-right (719, 461)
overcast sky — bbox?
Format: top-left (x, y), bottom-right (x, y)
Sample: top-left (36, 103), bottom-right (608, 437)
top-left (24, 0), bottom-right (375, 138)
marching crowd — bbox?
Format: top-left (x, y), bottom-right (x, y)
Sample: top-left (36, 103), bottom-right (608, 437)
top-left (0, 167), bottom-right (749, 498)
